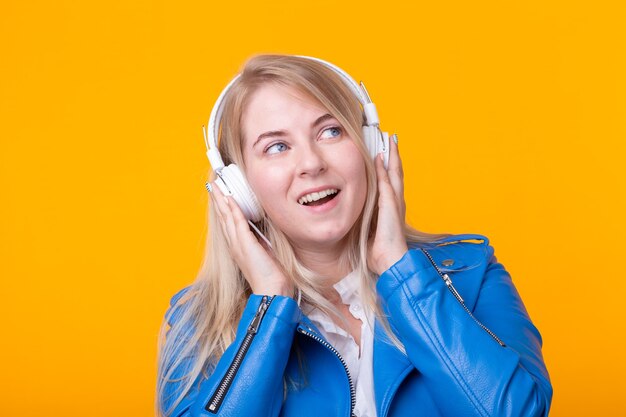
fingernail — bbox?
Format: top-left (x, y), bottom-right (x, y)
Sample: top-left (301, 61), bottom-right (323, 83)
top-left (205, 182), bottom-right (213, 193)
top-left (392, 133), bottom-right (398, 145)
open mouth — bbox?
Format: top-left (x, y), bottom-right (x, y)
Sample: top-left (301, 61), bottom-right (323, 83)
top-left (298, 189), bottom-right (340, 206)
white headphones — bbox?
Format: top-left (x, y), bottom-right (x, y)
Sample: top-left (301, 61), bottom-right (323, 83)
top-left (202, 55), bottom-right (390, 223)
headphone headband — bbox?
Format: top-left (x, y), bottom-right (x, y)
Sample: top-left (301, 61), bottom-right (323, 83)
top-left (203, 55), bottom-right (380, 170)
top-left (203, 55), bottom-right (390, 226)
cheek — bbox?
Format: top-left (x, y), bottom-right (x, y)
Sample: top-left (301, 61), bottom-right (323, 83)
top-left (351, 161), bottom-right (369, 205)
top-left (247, 164), bottom-right (291, 210)
top-left (340, 145), bottom-right (369, 196)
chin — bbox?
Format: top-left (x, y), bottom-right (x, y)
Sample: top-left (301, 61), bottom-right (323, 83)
top-left (293, 226), bottom-right (354, 249)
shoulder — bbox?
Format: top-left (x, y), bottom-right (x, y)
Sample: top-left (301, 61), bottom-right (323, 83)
top-left (409, 233), bottom-right (494, 273)
top-left (409, 233), bottom-right (501, 311)
top-left (165, 285), bottom-right (195, 328)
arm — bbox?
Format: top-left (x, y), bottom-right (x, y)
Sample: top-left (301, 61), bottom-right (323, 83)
top-left (160, 166), bottom-right (298, 416)
top-left (376, 245), bottom-right (553, 417)
top-left (163, 292), bottom-right (301, 417)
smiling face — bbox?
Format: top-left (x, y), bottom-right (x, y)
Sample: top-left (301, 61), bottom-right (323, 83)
top-left (241, 83), bottom-right (368, 254)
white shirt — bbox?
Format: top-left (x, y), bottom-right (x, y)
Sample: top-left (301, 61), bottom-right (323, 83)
top-left (305, 271), bottom-right (377, 417)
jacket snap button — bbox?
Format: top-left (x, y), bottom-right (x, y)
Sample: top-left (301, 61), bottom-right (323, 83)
top-left (442, 259), bottom-right (454, 266)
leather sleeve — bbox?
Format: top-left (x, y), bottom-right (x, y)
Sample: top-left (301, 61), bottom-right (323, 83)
top-left (163, 292), bottom-right (301, 417)
top-left (376, 246), bottom-right (553, 417)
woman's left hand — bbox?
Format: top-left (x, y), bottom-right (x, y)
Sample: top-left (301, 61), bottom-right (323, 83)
top-left (368, 134), bottom-right (409, 276)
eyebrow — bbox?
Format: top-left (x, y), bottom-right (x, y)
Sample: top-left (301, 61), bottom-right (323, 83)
top-left (252, 113), bottom-right (336, 148)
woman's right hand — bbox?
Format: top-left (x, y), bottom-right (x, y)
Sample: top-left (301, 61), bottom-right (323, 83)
top-left (210, 183), bottom-right (293, 297)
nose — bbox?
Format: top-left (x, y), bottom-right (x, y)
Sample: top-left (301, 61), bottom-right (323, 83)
top-left (297, 142), bottom-right (327, 177)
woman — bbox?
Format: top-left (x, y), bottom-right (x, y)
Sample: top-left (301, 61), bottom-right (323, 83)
top-left (156, 54), bottom-right (552, 417)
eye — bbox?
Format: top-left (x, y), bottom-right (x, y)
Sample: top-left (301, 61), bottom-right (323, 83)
top-left (320, 126), bottom-right (342, 140)
top-left (265, 142), bottom-right (288, 155)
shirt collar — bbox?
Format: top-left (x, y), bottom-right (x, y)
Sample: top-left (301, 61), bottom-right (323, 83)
top-left (304, 270), bottom-right (360, 337)
top-left (301, 269), bottom-right (360, 318)
top-left (333, 269), bottom-right (360, 305)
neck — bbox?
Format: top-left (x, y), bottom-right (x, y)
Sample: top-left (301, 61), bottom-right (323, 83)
top-left (293, 238), bottom-right (352, 291)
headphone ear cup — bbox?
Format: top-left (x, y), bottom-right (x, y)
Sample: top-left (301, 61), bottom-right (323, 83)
top-left (362, 125), bottom-right (379, 161)
top-left (214, 164), bottom-right (263, 222)
top-left (362, 126), bottom-right (390, 169)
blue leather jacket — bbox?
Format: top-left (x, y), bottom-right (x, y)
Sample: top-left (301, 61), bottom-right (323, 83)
top-left (162, 234), bottom-right (552, 416)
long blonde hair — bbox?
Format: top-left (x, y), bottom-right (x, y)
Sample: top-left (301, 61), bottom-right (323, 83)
top-left (156, 54), bottom-right (451, 416)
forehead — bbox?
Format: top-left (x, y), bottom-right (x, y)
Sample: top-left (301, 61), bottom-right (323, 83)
top-left (241, 83), bottom-right (327, 140)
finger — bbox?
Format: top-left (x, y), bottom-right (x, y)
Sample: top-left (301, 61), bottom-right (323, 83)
top-left (387, 134), bottom-right (405, 202)
top-left (375, 153), bottom-right (396, 205)
top-left (211, 185), bottom-right (237, 248)
top-left (387, 133), bottom-right (403, 175)
top-left (211, 183), bottom-right (227, 219)
top-left (210, 187), bottom-right (230, 246)
top-left (213, 186), bottom-right (263, 258)
top-left (375, 151), bottom-right (390, 185)
top-left (218, 191), bottom-right (242, 248)
top-left (227, 193), bottom-right (261, 246)
top-left (384, 136), bottom-right (406, 220)
top-left (376, 152), bottom-right (408, 227)
top-left (210, 182), bottom-right (224, 222)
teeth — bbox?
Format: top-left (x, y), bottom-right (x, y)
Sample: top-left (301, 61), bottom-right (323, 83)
top-left (298, 189), bottom-right (338, 205)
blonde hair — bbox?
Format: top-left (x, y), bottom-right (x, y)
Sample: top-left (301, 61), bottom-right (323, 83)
top-left (156, 54), bottom-right (452, 416)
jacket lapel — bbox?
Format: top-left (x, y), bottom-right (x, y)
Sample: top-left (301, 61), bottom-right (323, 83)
top-left (373, 320), bottom-right (413, 417)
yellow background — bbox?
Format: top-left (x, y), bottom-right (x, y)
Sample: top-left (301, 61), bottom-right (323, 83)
top-left (1, 1), bottom-right (624, 415)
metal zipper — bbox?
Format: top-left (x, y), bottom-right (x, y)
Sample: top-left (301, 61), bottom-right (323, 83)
top-left (206, 295), bottom-right (273, 413)
top-left (421, 249), bottom-right (506, 347)
top-left (297, 326), bottom-right (356, 417)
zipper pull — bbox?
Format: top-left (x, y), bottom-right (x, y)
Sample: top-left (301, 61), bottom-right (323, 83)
top-left (248, 296), bottom-right (270, 334)
top-left (442, 273), bottom-right (465, 304)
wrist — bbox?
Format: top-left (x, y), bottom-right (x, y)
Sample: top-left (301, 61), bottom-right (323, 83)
top-left (252, 282), bottom-right (293, 297)
top-left (376, 244), bottom-right (409, 275)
